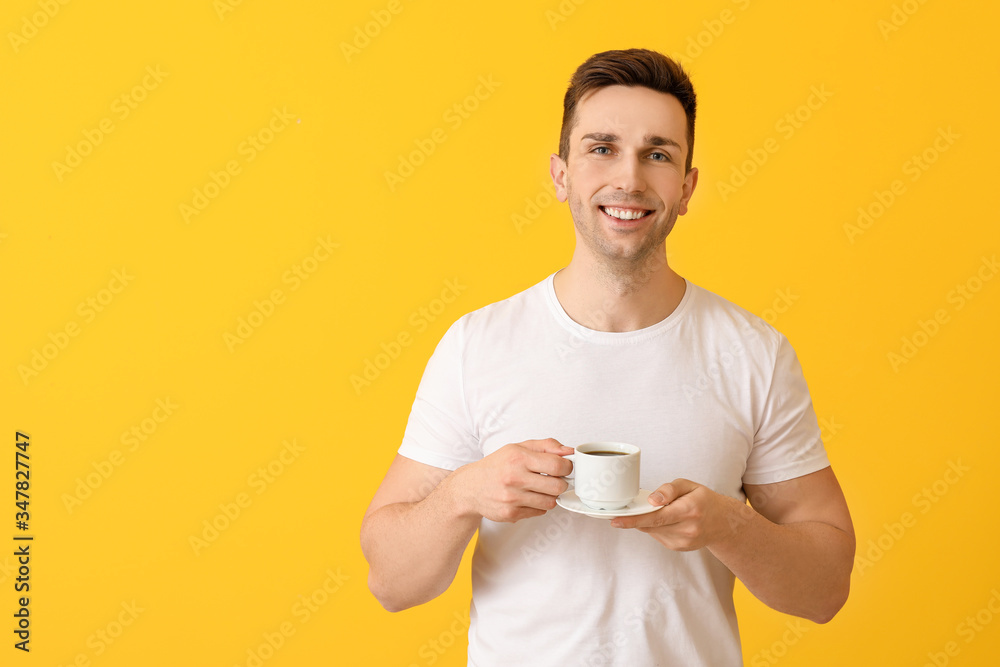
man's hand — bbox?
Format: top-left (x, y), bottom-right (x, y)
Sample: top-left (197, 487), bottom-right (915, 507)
top-left (456, 438), bottom-right (574, 523)
top-left (610, 469), bottom-right (855, 623)
top-left (610, 478), bottom-right (745, 551)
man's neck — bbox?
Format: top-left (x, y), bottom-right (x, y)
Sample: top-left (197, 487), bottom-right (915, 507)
top-left (552, 251), bottom-right (686, 332)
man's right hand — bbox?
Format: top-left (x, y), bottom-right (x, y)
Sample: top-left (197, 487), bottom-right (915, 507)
top-left (453, 438), bottom-right (574, 523)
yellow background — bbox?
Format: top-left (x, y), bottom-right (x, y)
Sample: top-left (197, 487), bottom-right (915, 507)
top-left (2, 0), bottom-right (998, 665)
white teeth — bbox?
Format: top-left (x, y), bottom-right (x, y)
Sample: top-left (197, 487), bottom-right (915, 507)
top-left (603, 207), bottom-right (649, 220)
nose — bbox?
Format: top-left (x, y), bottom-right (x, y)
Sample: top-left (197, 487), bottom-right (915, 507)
top-left (612, 154), bottom-right (646, 194)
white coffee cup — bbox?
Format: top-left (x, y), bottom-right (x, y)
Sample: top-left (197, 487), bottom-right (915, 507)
top-left (567, 442), bottom-right (640, 510)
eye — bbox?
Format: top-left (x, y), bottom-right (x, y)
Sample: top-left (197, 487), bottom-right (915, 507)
top-left (591, 145), bottom-right (612, 155)
top-left (649, 151), bottom-right (670, 162)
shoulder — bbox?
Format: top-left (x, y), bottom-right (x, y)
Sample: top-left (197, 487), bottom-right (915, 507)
top-left (446, 274), bottom-right (552, 342)
top-left (685, 281), bottom-right (789, 361)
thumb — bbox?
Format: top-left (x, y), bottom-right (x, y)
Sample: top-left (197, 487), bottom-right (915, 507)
top-left (649, 478), bottom-right (698, 506)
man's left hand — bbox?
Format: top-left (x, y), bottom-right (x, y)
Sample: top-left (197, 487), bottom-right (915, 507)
top-left (611, 478), bottom-right (747, 551)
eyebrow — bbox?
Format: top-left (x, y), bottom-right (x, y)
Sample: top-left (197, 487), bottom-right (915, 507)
top-left (580, 132), bottom-right (682, 151)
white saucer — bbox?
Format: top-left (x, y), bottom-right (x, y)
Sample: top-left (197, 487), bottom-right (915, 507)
top-left (556, 488), bottom-right (661, 519)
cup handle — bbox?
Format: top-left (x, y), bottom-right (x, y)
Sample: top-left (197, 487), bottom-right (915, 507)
top-left (562, 454), bottom-right (575, 486)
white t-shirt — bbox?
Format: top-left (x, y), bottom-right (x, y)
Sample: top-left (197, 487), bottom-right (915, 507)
top-left (398, 274), bottom-right (830, 667)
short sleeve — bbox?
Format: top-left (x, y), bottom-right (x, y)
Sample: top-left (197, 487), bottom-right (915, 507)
top-left (743, 336), bottom-right (830, 485)
top-left (397, 318), bottom-right (480, 470)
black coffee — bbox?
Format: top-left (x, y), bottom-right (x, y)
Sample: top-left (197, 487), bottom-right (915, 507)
top-left (587, 450), bottom-right (626, 456)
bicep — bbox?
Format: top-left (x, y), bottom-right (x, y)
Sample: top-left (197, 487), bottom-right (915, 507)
top-left (363, 454), bottom-right (452, 522)
top-left (744, 466), bottom-right (854, 537)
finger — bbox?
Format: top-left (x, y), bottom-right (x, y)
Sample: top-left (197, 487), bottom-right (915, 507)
top-left (523, 449), bottom-right (574, 478)
top-left (494, 506), bottom-right (547, 523)
top-left (520, 438), bottom-right (574, 456)
top-left (513, 439), bottom-right (573, 477)
top-left (517, 489), bottom-right (563, 512)
top-left (523, 473), bottom-right (570, 498)
top-left (611, 507), bottom-right (677, 530)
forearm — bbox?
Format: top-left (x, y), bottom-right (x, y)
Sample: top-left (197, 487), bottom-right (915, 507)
top-left (709, 498), bottom-right (855, 623)
top-left (361, 471), bottom-right (480, 612)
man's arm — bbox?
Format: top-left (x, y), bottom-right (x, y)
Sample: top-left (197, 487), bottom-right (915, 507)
top-left (360, 455), bottom-right (479, 613)
top-left (611, 466), bottom-right (854, 624)
top-left (360, 440), bottom-right (573, 613)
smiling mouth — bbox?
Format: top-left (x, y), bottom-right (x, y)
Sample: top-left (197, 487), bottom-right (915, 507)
top-left (600, 206), bottom-right (653, 221)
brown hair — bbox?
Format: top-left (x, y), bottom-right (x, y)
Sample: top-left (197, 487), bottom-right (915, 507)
top-left (559, 49), bottom-right (697, 172)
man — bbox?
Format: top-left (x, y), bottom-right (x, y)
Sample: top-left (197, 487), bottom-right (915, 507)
top-left (361, 48), bottom-right (854, 666)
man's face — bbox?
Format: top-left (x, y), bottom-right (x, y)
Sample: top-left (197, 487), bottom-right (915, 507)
top-left (551, 85), bottom-right (698, 271)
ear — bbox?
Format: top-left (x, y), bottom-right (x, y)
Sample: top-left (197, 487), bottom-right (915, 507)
top-left (678, 166), bottom-right (698, 216)
top-left (549, 153), bottom-right (569, 203)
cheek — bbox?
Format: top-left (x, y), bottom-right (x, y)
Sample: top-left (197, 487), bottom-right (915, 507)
top-left (654, 181), bottom-right (684, 204)
top-left (568, 160), bottom-right (603, 187)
